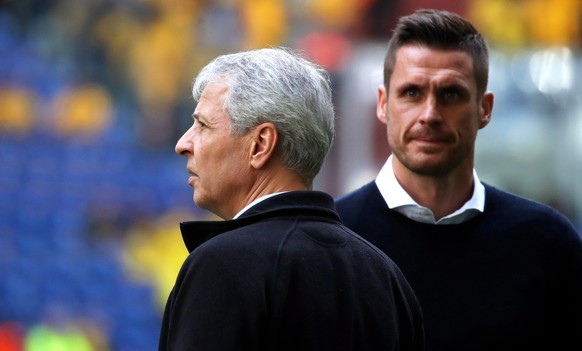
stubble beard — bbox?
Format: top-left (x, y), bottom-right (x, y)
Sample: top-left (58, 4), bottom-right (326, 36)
top-left (389, 139), bottom-right (474, 178)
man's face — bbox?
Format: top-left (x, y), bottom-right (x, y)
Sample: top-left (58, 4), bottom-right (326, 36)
top-left (378, 45), bottom-right (492, 177)
top-left (175, 81), bottom-right (252, 219)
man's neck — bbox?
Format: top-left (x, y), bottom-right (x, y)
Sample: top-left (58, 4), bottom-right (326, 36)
top-left (392, 159), bottom-right (475, 221)
top-left (228, 169), bottom-right (308, 220)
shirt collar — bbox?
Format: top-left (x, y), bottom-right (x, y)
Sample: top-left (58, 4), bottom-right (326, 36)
top-left (233, 192), bottom-right (287, 219)
top-left (375, 155), bottom-right (485, 225)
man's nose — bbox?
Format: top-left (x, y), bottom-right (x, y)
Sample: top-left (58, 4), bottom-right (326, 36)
top-left (175, 127), bottom-right (193, 156)
top-left (419, 96), bottom-right (442, 125)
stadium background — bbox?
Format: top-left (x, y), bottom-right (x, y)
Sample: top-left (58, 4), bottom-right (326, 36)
top-left (0, 0), bottom-right (581, 349)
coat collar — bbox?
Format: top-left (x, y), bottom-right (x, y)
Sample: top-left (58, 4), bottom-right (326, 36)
top-left (179, 191), bottom-right (341, 252)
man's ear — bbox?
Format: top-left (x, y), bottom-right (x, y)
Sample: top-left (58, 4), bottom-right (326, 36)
top-left (377, 85), bottom-right (388, 125)
top-left (249, 123), bottom-right (278, 169)
top-left (479, 91), bottom-right (494, 129)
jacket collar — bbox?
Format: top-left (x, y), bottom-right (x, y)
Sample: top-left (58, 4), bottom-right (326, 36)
top-left (179, 191), bottom-right (341, 252)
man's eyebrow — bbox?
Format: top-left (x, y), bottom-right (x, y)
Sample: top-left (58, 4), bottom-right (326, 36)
top-left (394, 82), bottom-right (420, 92)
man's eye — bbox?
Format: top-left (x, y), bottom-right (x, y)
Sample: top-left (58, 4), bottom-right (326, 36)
top-left (443, 89), bottom-right (460, 99)
top-left (194, 118), bottom-right (207, 128)
top-left (405, 89), bottom-right (419, 98)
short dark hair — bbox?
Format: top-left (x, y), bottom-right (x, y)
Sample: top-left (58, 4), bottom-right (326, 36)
top-left (383, 9), bottom-right (489, 96)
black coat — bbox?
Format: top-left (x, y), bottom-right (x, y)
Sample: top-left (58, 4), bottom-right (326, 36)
top-left (159, 191), bottom-right (424, 351)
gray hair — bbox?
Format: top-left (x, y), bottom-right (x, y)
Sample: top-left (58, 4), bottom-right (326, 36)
top-left (192, 47), bottom-right (335, 186)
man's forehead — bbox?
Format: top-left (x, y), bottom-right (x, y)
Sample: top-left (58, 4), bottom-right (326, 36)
top-left (392, 46), bottom-right (475, 81)
top-left (192, 82), bottom-right (232, 127)
top-left (199, 80), bottom-right (229, 100)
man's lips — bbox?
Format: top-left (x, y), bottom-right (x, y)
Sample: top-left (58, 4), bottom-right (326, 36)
top-left (414, 136), bottom-right (449, 143)
top-left (409, 134), bottom-right (452, 150)
top-left (409, 130), bottom-right (452, 143)
top-left (187, 170), bottom-right (198, 185)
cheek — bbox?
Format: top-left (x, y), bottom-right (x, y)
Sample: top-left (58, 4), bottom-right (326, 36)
top-left (459, 112), bottom-right (482, 135)
top-left (192, 141), bottom-right (205, 162)
top-left (217, 141), bottom-right (247, 174)
top-left (384, 118), bottom-right (403, 151)
top-left (386, 107), bottom-right (412, 136)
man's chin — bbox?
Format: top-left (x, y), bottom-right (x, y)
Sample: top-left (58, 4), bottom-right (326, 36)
top-left (402, 156), bottom-right (457, 177)
top-left (193, 193), bottom-right (205, 209)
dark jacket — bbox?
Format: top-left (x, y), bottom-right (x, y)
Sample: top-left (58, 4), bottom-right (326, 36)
top-left (159, 190), bottom-right (424, 351)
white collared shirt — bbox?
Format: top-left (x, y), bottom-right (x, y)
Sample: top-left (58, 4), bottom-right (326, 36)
top-left (375, 155), bottom-right (485, 225)
top-left (233, 192), bottom-right (287, 219)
